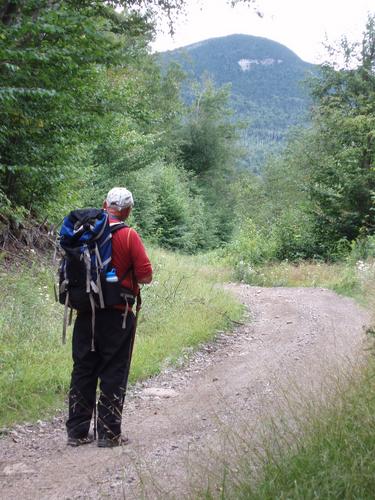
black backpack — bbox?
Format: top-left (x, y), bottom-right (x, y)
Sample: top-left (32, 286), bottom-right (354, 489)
top-left (57, 208), bottom-right (134, 350)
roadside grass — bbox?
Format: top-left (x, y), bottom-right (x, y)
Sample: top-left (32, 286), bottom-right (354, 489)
top-left (236, 259), bottom-right (375, 307)
top-left (0, 263), bottom-right (69, 428)
top-left (231, 361), bottom-right (375, 499)
top-left (0, 248), bottom-right (241, 428)
top-left (212, 258), bottom-right (375, 499)
top-left (130, 249), bottom-right (242, 381)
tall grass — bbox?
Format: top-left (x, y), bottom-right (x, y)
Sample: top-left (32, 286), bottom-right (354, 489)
top-left (130, 249), bottom-right (242, 381)
top-left (0, 263), bottom-right (69, 427)
top-left (0, 248), bottom-right (241, 428)
top-left (234, 361), bottom-right (375, 499)
top-left (235, 258), bottom-right (375, 307)
top-left (217, 258), bottom-right (375, 499)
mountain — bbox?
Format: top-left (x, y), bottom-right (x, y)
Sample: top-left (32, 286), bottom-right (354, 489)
top-left (159, 34), bottom-right (317, 170)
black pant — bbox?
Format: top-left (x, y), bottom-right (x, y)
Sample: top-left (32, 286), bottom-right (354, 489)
top-left (66, 308), bottom-right (135, 440)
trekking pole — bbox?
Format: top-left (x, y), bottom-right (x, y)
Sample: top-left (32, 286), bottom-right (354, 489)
top-left (123, 292), bottom-right (142, 402)
top-left (93, 384), bottom-right (97, 441)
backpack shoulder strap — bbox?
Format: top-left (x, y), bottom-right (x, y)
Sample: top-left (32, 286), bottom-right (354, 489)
top-left (117, 226), bottom-right (134, 283)
top-left (108, 222), bottom-right (133, 282)
top-left (109, 222), bottom-right (127, 234)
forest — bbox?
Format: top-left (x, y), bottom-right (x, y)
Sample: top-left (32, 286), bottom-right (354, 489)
top-left (1, 0), bottom-right (375, 497)
top-left (1, 1), bottom-right (374, 261)
top-left (0, 0), bottom-right (242, 253)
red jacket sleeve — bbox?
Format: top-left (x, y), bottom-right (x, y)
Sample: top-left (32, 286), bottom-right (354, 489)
top-left (128, 229), bottom-right (152, 282)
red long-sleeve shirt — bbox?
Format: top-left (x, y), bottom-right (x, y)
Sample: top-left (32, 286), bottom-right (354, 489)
top-left (110, 219), bottom-right (152, 298)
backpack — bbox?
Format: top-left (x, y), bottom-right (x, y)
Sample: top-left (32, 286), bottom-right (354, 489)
top-left (57, 208), bottom-right (133, 350)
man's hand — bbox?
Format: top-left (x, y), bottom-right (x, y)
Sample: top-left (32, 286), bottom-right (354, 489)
top-left (138, 274), bottom-right (152, 284)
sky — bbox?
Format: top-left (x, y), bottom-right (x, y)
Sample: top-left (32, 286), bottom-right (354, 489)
top-left (151, 0), bottom-right (374, 64)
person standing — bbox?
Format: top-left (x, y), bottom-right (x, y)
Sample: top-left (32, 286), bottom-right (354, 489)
top-left (66, 187), bottom-right (152, 447)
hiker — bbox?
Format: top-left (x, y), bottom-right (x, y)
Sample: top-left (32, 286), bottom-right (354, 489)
top-left (66, 187), bottom-right (152, 447)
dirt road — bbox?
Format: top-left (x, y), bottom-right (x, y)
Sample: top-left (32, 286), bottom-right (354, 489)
top-left (0, 285), bottom-right (371, 499)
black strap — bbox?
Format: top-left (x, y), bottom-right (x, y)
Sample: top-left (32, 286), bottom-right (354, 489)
top-left (119, 266), bottom-right (133, 283)
top-left (110, 222), bottom-right (127, 233)
top-left (109, 222), bottom-right (134, 289)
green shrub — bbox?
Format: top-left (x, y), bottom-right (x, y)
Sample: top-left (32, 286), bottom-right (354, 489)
top-left (121, 161), bottom-right (223, 253)
top-left (224, 218), bottom-right (278, 280)
top-left (348, 235), bottom-right (375, 263)
top-left (127, 161), bottom-right (202, 251)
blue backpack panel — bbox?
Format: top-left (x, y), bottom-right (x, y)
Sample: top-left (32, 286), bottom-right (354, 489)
top-left (59, 208), bottom-right (112, 311)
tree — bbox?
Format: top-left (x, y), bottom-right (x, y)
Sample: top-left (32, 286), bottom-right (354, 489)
top-left (227, 14), bottom-right (375, 263)
top-left (174, 77), bottom-right (244, 244)
top-left (86, 56), bottom-right (185, 208)
top-left (0, 1), bottom-right (153, 214)
top-left (176, 77), bottom-right (242, 177)
top-left (305, 14), bottom-right (375, 256)
top-left (0, 0), bottom-right (256, 218)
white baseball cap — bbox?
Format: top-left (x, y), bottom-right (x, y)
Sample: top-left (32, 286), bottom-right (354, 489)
top-left (106, 187), bottom-right (134, 209)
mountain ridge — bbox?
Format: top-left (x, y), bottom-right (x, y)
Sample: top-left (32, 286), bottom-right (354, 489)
top-left (159, 34), bottom-right (317, 169)
top-left (163, 33), bottom-right (313, 64)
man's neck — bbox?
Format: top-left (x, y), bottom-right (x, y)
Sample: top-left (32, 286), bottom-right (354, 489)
top-left (106, 209), bottom-right (124, 222)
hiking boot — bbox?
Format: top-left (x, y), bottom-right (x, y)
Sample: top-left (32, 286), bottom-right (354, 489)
top-left (67, 434), bottom-right (94, 447)
top-left (97, 436), bottom-right (129, 448)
